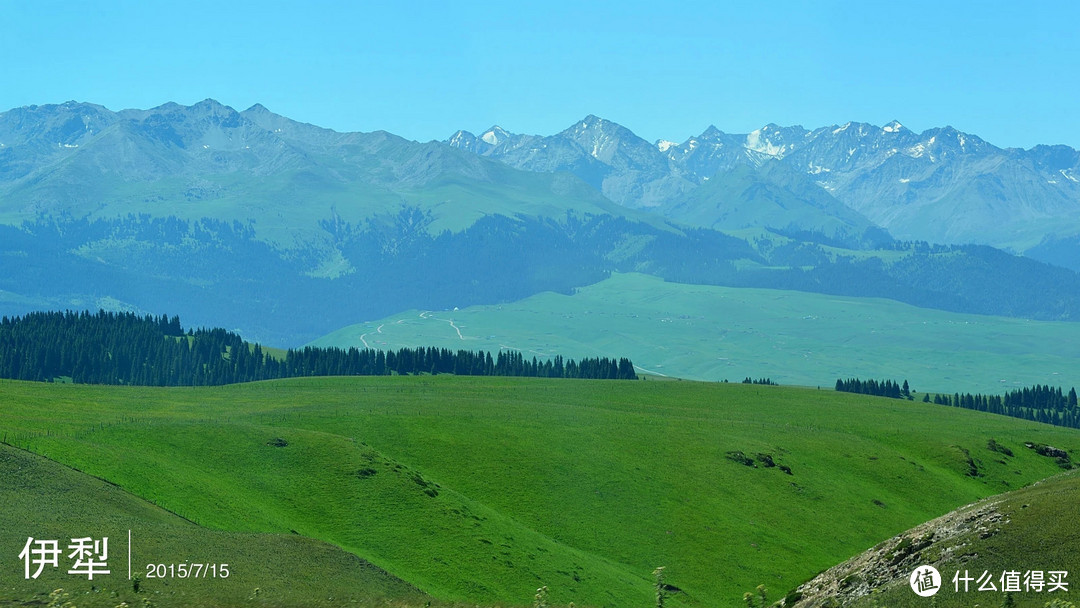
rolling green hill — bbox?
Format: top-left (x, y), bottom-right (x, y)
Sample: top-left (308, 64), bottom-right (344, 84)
top-left (3, 376), bottom-right (1079, 606)
top-left (311, 272), bottom-right (1080, 394)
top-left (793, 469), bottom-right (1080, 607)
top-left (0, 441), bottom-right (431, 607)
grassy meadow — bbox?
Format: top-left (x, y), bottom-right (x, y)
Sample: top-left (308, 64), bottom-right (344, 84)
top-left (2, 376), bottom-right (1080, 606)
top-left (312, 272), bottom-right (1080, 394)
top-left (0, 441), bottom-right (431, 608)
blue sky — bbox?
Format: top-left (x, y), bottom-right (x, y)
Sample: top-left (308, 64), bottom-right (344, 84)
top-left (3, 0), bottom-right (1078, 148)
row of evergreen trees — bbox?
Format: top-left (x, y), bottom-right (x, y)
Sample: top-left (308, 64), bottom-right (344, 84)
top-left (742, 377), bottom-right (776, 385)
top-left (835, 377), bottom-right (911, 399)
top-left (929, 385), bottom-right (1080, 429)
top-left (0, 311), bottom-right (637, 386)
top-left (838, 377), bottom-right (1080, 430)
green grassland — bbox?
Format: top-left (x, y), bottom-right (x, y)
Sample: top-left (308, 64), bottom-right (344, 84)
top-left (3, 377), bottom-right (1080, 606)
top-left (312, 272), bottom-right (1080, 394)
top-left (0, 441), bottom-right (431, 608)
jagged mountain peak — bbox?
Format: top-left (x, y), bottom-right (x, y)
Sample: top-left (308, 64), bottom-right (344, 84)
top-left (243, 103), bottom-right (272, 114)
top-left (699, 125), bottom-right (724, 139)
top-left (479, 125), bottom-right (512, 146)
top-left (743, 124), bottom-right (810, 159)
top-left (556, 115), bottom-right (658, 164)
top-left (0, 100), bottom-right (117, 147)
top-left (148, 101), bottom-right (185, 112)
top-left (916, 125), bottom-right (992, 154)
top-left (191, 98), bottom-right (235, 112)
top-left (565, 114), bottom-right (635, 136)
top-left (882, 119), bottom-right (907, 133)
top-left (447, 129), bottom-right (476, 145)
top-left (1027, 144), bottom-right (1080, 171)
top-left (57, 100), bottom-right (107, 111)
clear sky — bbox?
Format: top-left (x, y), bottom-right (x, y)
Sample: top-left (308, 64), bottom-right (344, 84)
top-left (3, 0), bottom-right (1078, 148)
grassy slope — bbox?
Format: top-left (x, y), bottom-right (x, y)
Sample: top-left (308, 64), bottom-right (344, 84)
top-left (0, 442), bottom-right (431, 608)
top-left (3, 377), bottom-right (1080, 607)
top-left (311, 272), bottom-right (1080, 394)
top-left (797, 470), bottom-right (1080, 608)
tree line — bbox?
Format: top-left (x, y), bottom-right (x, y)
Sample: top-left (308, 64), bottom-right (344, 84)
top-left (929, 384), bottom-right (1080, 429)
top-left (742, 377), bottom-right (777, 385)
top-left (0, 310), bottom-right (637, 386)
top-left (837, 377), bottom-right (1080, 430)
top-left (835, 377), bottom-right (911, 399)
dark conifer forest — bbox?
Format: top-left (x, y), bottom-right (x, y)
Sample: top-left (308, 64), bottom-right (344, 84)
top-left (838, 377), bottom-right (1080, 430)
top-left (0, 310), bottom-right (637, 386)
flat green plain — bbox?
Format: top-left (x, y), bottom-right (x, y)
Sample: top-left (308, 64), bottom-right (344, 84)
top-left (3, 376), bottom-right (1079, 606)
top-left (312, 272), bottom-right (1080, 394)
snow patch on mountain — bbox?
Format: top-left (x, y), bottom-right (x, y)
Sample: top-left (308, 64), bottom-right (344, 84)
top-left (447, 130), bottom-right (472, 147)
top-left (746, 128), bottom-right (786, 158)
top-left (656, 140), bottom-right (677, 152)
top-left (480, 126), bottom-right (510, 146)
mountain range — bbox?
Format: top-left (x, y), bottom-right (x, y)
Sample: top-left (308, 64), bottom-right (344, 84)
top-left (4, 99), bottom-right (1080, 349)
top-left (449, 116), bottom-right (1080, 256)
top-left (0, 100), bottom-right (638, 253)
top-left (5, 99), bottom-right (1080, 256)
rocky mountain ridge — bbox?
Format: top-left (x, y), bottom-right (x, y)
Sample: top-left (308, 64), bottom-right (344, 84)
top-left (449, 117), bottom-right (1080, 252)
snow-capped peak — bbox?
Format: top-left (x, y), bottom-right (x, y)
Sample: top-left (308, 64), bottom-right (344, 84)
top-left (446, 130), bottom-right (481, 149)
top-left (480, 126), bottom-right (510, 146)
top-left (882, 120), bottom-right (905, 133)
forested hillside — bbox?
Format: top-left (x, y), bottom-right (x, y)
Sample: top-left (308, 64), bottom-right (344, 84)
top-left (0, 310), bottom-right (636, 385)
top-left (6, 212), bottom-right (1080, 347)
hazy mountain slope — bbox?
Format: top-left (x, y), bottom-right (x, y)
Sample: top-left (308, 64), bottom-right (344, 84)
top-left (659, 162), bottom-right (881, 243)
top-left (0, 212), bottom-right (754, 345)
top-left (1027, 232), bottom-right (1080, 272)
top-left (5, 205), bottom-right (1080, 347)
